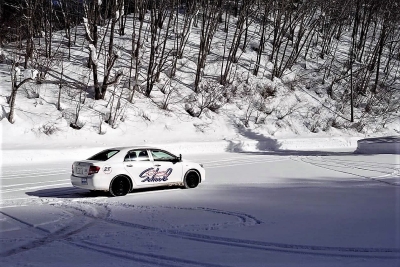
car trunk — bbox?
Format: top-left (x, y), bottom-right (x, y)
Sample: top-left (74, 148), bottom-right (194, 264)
top-left (72, 160), bottom-right (100, 177)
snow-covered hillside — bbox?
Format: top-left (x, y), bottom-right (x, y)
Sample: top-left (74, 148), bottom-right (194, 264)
top-left (0, 1), bottom-right (399, 152)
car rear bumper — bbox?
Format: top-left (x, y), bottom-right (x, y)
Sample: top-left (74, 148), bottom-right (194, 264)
top-left (70, 175), bottom-right (109, 191)
top-left (71, 175), bottom-right (96, 190)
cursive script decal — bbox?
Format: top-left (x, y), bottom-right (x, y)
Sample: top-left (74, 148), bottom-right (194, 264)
top-left (139, 168), bottom-right (173, 182)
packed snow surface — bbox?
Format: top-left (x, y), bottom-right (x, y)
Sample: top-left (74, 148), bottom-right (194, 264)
top-left (1, 146), bottom-right (399, 266)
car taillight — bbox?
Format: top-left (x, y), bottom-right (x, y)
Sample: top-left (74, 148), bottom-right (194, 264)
top-left (88, 166), bottom-right (100, 175)
top-left (72, 164), bottom-right (74, 174)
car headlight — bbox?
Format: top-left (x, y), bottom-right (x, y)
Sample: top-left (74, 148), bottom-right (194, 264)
top-left (199, 164), bottom-right (204, 168)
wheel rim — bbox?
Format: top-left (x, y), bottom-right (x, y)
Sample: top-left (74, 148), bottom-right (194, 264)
top-left (186, 172), bottom-right (199, 188)
top-left (112, 178), bottom-right (128, 196)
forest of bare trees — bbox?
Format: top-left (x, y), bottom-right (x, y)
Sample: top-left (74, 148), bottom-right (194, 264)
top-left (0, 0), bottom-right (399, 131)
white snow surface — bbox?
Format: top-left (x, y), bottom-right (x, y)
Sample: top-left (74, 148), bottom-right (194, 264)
top-left (0, 152), bottom-right (400, 267)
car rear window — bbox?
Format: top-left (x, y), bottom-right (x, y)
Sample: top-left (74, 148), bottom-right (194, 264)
top-left (87, 150), bottom-right (120, 161)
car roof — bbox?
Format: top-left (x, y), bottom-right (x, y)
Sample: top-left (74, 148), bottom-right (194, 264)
top-left (106, 146), bottom-right (166, 151)
top-left (89, 146), bottom-right (178, 162)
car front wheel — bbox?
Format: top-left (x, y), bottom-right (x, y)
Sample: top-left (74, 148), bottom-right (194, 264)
top-left (109, 176), bottom-right (130, 197)
top-left (183, 171), bottom-right (200, 189)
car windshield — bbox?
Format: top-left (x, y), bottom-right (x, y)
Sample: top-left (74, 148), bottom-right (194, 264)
top-left (87, 150), bottom-right (120, 161)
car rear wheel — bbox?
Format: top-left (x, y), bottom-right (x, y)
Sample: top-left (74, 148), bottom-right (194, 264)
top-left (109, 176), bottom-right (130, 197)
top-left (183, 171), bottom-right (200, 189)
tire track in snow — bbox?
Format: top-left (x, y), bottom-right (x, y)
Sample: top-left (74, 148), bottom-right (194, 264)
top-left (315, 156), bottom-right (397, 175)
top-left (202, 154), bottom-right (280, 161)
top-left (1, 166), bottom-right (69, 175)
top-left (317, 157), bottom-right (400, 184)
top-left (54, 202), bottom-right (399, 260)
top-left (1, 179), bottom-right (69, 188)
top-left (53, 201), bottom-right (262, 233)
top-left (0, 182), bottom-right (72, 194)
top-left (202, 156), bottom-right (288, 169)
top-left (70, 240), bottom-right (233, 267)
top-left (172, 233), bottom-right (400, 259)
top-left (319, 157), bottom-right (400, 168)
top-left (0, 209), bottom-right (69, 257)
top-left (0, 170), bottom-right (69, 179)
top-left (297, 157), bottom-right (400, 187)
top-left (205, 158), bottom-right (288, 169)
top-left (46, 202), bottom-right (264, 266)
top-left (2, 200), bottom-right (399, 260)
top-left (197, 154), bottom-right (278, 163)
top-left (301, 158), bottom-right (391, 176)
top-left (159, 206), bottom-right (263, 231)
top-left (0, 203), bottom-right (109, 257)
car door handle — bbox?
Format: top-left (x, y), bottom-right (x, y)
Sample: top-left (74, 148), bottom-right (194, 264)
top-left (154, 164), bottom-right (161, 167)
top-left (126, 164), bottom-right (133, 167)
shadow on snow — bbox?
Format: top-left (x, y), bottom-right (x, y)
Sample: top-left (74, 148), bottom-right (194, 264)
top-left (226, 126), bottom-right (400, 156)
top-left (26, 184), bottom-right (183, 199)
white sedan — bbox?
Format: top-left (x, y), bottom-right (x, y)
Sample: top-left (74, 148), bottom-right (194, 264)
top-left (71, 147), bottom-right (205, 196)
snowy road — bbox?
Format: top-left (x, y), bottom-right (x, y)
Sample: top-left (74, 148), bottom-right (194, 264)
top-left (1, 152), bottom-right (400, 267)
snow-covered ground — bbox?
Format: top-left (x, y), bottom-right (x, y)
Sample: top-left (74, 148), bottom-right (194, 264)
top-left (1, 149), bottom-right (400, 267)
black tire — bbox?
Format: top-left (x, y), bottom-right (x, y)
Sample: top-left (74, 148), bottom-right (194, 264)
top-left (183, 171), bottom-right (200, 189)
top-left (109, 176), bottom-right (130, 197)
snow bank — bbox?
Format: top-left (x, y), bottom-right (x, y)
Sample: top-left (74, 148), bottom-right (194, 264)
top-left (355, 136), bottom-right (400, 154)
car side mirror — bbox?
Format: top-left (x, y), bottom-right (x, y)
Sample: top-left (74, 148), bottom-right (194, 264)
top-left (172, 154), bottom-right (182, 163)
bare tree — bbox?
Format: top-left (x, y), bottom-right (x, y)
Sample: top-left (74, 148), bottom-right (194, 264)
top-left (270, 0), bottom-right (318, 79)
top-left (145, 0), bottom-right (168, 97)
top-left (100, 0), bottom-right (124, 99)
top-left (10, 0), bottom-right (41, 69)
top-left (130, 0), bottom-right (148, 98)
top-left (59, 0), bottom-right (81, 59)
top-left (253, 0), bottom-right (272, 76)
top-left (220, 0), bottom-right (255, 85)
top-left (118, 0), bottom-right (130, 36)
top-left (170, 0), bottom-right (198, 77)
top-left (194, 0), bottom-right (221, 92)
top-left (7, 63), bottom-right (36, 123)
top-left (83, 0), bottom-right (101, 99)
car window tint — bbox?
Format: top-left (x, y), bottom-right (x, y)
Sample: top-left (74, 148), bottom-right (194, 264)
top-left (124, 150), bottom-right (150, 161)
top-left (151, 150), bottom-right (176, 161)
top-left (124, 151), bottom-right (137, 161)
top-left (87, 150), bottom-right (119, 161)
top-left (137, 150), bottom-right (150, 161)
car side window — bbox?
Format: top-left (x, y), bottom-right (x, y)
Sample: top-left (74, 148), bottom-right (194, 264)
top-left (151, 150), bottom-right (176, 162)
top-left (124, 151), bottom-right (136, 162)
top-left (124, 150), bottom-right (150, 162)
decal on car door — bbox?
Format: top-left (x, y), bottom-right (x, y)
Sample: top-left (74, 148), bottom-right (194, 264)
top-left (139, 168), bottom-right (173, 182)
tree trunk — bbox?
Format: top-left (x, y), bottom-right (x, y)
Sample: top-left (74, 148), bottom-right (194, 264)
top-left (101, 0), bottom-right (120, 99)
top-left (372, 22), bottom-right (387, 93)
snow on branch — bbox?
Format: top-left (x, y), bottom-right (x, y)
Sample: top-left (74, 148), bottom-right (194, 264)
top-left (88, 44), bottom-right (98, 66)
top-left (105, 70), bottom-right (123, 86)
top-left (83, 17), bottom-right (94, 43)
